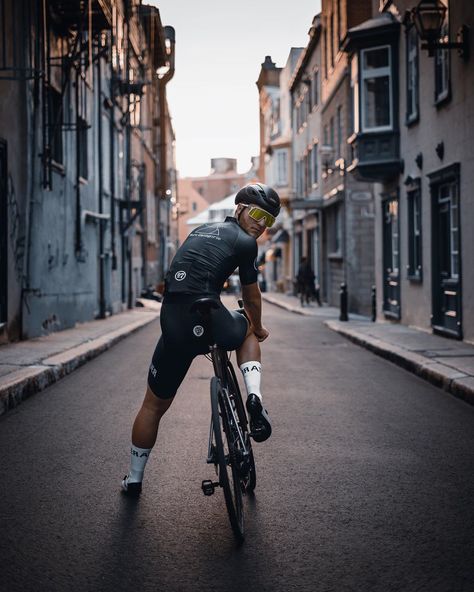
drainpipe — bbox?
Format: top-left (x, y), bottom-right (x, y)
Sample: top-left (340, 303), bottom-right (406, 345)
top-left (75, 68), bottom-right (82, 255)
top-left (97, 49), bottom-right (106, 318)
top-left (124, 4), bottom-right (132, 308)
top-left (157, 25), bottom-right (175, 280)
top-left (109, 36), bottom-right (117, 272)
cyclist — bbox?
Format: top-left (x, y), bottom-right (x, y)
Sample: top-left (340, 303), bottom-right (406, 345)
top-left (122, 183), bottom-right (281, 496)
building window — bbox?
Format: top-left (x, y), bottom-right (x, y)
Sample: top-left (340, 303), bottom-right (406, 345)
top-left (312, 144), bottom-right (318, 187)
top-left (312, 70), bottom-right (319, 107)
top-left (406, 25), bottom-right (419, 124)
top-left (49, 87), bottom-right (63, 165)
top-left (361, 45), bottom-right (392, 132)
top-left (330, 13), bottom-right (335, 68)
top-left (438, 181), bottom-right (459, 279)
top-left (337, 0), bottom-right (342, 46)
top-left (336, 106), bottom-right (343, 159)
top-left (328, 205), bottom-right (342, 254)
top-left (302, 92), bottom-right (308, 126)
top-left (407, 182), bottom-right (422, 280)
top-left (330, 116), bottom-right (334, 148)
top-left (78, 116), bottom-right (88, 180)
top-left (304, 153), bottom-right (310, 195)
top-left (276, 149), bottom-right (288, 186)
top-left (435, 23), bottom-right (450, 103)
top-left (383, 197), bottom-right (400, 276)
top-left (323, 27), bottom-right (328, 78)
top-left (350, 56), bottom-right (359, 135)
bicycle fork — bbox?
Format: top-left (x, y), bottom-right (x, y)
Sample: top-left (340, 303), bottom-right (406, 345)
top-left (201, 389), bottom-right (251, 497)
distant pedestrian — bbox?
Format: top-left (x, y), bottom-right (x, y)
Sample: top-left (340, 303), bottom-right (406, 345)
top-left (296, 257), bottom-right (317, 307)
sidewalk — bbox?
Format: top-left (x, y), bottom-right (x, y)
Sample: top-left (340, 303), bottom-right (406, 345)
top-left (262, 291), bottom-right (474, 406)
top-left (0, 302), bottom-right (160, 417)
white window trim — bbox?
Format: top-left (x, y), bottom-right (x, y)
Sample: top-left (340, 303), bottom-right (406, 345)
top-left (360, 45), bottom-right (393, 133)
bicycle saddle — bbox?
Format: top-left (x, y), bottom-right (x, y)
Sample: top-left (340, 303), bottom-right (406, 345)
top-left (190, 297), bottom-right (220, 314)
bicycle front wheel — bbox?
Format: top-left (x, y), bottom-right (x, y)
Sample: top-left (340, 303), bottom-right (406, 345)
top-left (226, 361), bottom-right (256, 493)
top-left (210, 376), bottom-right (244, 541)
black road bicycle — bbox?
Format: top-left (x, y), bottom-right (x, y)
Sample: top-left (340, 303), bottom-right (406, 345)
top-left (191, 297), bottom-right (256, 542)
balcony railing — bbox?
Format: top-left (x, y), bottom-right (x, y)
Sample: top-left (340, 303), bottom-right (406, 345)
top-left (347, 130), bottom-right (402, 182)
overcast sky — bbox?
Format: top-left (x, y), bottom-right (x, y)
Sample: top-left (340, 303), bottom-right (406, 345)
top-left (147, 1), bottom-right (321, 178)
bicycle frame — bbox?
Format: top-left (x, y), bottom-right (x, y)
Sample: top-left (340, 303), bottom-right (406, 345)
top-left (206, 344), bottom-right (250, 467)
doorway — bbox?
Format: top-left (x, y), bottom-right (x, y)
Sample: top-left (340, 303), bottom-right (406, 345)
top-left (0, 139), bottom-right (7, 327)
top-left (430, 165), bottom-right (462, 339)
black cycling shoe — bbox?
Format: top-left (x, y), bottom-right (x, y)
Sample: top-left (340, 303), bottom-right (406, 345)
top-left (246, 394), bottom-right (272, 442)
top-left (121, 475), bottom-right (142, 497)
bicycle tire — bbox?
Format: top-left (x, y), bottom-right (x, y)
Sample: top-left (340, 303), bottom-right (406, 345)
top-left (210, 376), bottom-right (244, 541)
top-left (226, 362), bottom-right (256, 493)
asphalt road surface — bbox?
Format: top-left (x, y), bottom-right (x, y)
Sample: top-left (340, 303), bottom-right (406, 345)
top-left (1, 299), bottom-right (474, 592)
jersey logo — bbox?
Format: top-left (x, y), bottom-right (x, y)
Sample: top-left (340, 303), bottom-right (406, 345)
top-left (175, 270), bottom-right (187, 281)
top-left (198, 224), bottom-right (220, 236)
top-left (193, 325), bottom-right (204, 337)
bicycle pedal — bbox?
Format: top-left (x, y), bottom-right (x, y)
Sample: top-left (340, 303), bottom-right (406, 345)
top-left (201, 480), bottom-right (218, 496)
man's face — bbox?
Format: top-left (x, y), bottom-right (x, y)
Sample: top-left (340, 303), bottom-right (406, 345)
top-left (236, 204), bottom-right (267, 238)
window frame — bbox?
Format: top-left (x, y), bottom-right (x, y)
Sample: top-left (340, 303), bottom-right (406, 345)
top-left (434, 22), bottom-right (451, 105)
top-left (49, 85), bottom-right (64, 166)
top-left (405, 24), bottom-right (419, 125)
top-left (312, 142), bottom-right (319, 188)
top-left (78, 115), bottom-right (89, 181)
top-left (407, 180), bottom-right (422, 281)
top-left (312, 69), bottom-right (319, 108)
top-left (360, 44), bottom-right (393, 133)
top-left (275, 148), bottom-right (288, 187)
top-left (336, 105), bottom-right (343, 159)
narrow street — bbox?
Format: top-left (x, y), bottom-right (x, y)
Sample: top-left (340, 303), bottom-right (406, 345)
top-left (1, 300), bottom-right (474, 592)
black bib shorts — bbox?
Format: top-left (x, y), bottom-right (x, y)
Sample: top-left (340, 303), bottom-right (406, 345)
top-left (147, 294), bottom-right (249, 399)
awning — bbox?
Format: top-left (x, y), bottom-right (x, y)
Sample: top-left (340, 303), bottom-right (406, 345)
top-left (291, 198), bottom-right (323, 209)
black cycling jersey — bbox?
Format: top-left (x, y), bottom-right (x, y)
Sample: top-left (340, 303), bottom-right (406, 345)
top-left (147, 216), bottom-right (257, 399)
top-left (164, 216), bottom-right (258, 296)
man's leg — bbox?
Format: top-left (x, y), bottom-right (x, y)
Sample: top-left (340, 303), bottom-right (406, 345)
top-left (132, 386), bottom-right (174, 449)
top-left (122, 387), bottom-right (173, 496)
top-left (236, 326), bottom-right (271, 442)
top-left (236, 325), bottom-right (261, 367)
top-left (122, 328), bottom-right (193, 496)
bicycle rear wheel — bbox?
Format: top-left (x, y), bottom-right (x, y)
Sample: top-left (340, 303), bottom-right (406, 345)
top-left (210, 376), bottom-right (244, 541)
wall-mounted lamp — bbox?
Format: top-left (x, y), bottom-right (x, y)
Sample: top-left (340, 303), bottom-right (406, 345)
top-left (410, 0), bottom-right (469, 59)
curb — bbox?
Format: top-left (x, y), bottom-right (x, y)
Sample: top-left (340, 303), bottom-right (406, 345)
top-left (0, 312), bottom-right (159, 418)
top-left (325, 320), bottom-right (474, 407)
top-left (261, 294), bottom-right (309, 315)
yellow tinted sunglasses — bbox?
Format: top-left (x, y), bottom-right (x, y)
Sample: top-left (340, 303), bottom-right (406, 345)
top-left (246, 205), bottom-right (276, 228)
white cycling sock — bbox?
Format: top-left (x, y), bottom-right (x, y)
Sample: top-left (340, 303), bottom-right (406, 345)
top-left (128, 444), bottom-right (152, 483)
top-left (240, 361), bottom-right (262, 401)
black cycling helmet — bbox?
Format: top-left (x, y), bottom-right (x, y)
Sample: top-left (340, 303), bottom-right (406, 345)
top-left (234, 183), bottom-right (281, 217)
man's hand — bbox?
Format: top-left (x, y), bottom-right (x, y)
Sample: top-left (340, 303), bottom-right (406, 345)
top-left (253, 325), bottom-right (269, 342)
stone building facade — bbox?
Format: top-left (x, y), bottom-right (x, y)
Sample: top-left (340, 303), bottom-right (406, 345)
top-left (0, 0), bottom-right (175, 341)
top-left (257, 50), bottom-right (303, 292)
top-left (319, 0), bottom-right (375, 315)
top-left (344, 0), bottom-right (474, 340)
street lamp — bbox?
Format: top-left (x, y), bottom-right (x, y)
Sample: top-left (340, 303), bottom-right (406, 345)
top-left (410, 0), bottom-right (469, 59)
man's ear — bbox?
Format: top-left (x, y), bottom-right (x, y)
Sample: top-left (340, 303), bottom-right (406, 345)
top-left (235, 204), bottom-right (245, 219)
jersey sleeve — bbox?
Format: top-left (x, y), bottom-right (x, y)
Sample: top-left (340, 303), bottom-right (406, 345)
top-left (237, 234), bottom-right (259, 286)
